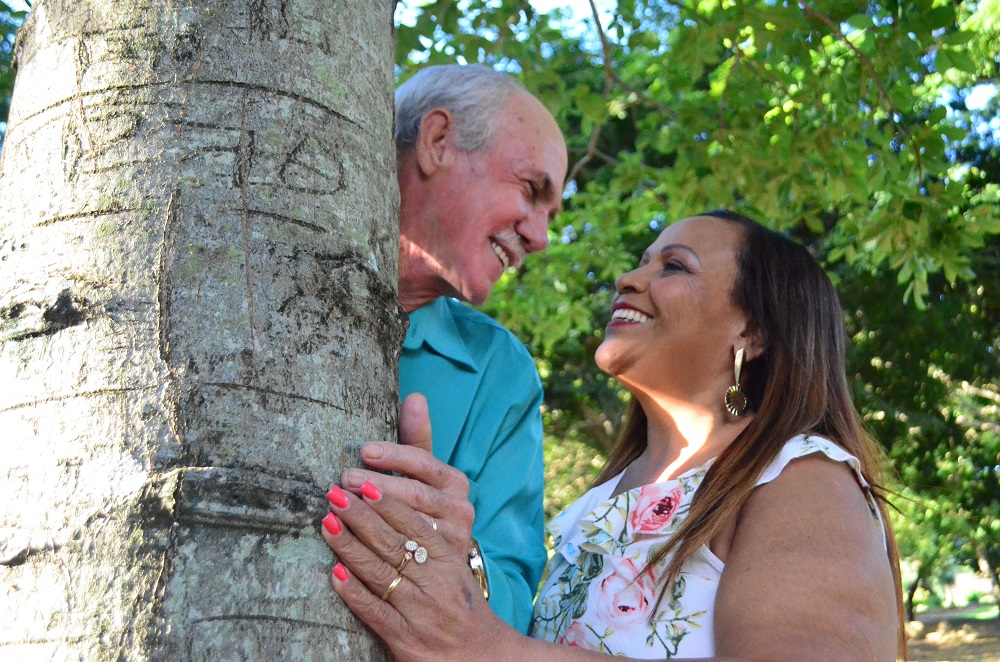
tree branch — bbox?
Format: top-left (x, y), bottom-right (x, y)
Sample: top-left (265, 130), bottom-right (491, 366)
top-left (566, 0), bottom-right (613, 186)
top-left (611, 73), bottom-right (677, 118)
top-left (796, 2), bottom-right (922, 176)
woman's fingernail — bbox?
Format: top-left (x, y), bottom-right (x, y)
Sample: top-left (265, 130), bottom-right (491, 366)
top-left (326, 485), bottom-right (350, 509)
top-left (359, 481), bottom-right (381, 501)
top-left (322, 512), bottom-right (342, 536)
top-left (342, 470), bottom-right (366, 488)
top-left (332, 563), bottom-right (348, 582)
top-left (362, 443), bottom-right (385, 459)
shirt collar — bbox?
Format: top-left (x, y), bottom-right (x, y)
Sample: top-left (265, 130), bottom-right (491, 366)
top-left (402, 297), bottom-right (479, 373)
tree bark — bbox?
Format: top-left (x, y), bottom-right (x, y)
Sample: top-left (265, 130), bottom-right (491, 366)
top-left (975, 548), bottom-right (1000, 620)
top-left (0, 0), bottom-right (401, 658)
top-left (905, 563), bottom-right (928, 623)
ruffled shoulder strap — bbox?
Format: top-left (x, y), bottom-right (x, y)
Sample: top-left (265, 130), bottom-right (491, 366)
top-left (755, 434), bottom-right (887, 549)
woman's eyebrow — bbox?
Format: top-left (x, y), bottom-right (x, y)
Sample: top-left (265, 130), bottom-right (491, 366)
top-left (649, 243), bottom-right (701, 265)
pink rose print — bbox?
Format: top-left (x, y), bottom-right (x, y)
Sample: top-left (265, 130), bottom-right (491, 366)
top-left (594, 558), bottom-right (656, 628)
top-left (629, 486), bottom-right (683, 535)
top-left (556, 621), bottom-right (600, 649)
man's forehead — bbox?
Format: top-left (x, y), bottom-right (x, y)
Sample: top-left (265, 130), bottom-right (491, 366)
top-left (499, 93), bottom-right (564, 137)
top-left (489, 94), bottom-right (568, 192)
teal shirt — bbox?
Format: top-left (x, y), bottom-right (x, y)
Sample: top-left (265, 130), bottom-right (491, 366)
top-left (400, 297), bottom-right (546, 634)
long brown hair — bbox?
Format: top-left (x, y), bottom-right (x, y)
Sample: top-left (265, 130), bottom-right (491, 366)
top-left (594, 210), bottom-right (906, 657)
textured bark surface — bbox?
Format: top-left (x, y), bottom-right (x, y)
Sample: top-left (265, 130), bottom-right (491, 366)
top-left (0, 0), bottom-right (401, 659)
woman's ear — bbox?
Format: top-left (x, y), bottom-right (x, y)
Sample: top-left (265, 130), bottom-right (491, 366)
top-left (414, 108), bottom-right (456, 177)
top-left (738, 324), bottom-right (765, 363)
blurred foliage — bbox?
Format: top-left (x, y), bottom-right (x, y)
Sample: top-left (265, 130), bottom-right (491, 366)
top-left (0, 0), bottom-right (26, 147)
top-left (0, 2), bottom-right (26, 149)
top-left (395, 0), bottom-right (1000, 587)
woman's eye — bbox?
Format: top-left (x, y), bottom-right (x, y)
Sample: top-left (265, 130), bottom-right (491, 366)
top-left (665, 260), bottom-right (682, 270)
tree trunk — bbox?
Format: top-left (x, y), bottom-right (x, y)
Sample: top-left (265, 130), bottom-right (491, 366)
top-left (0, 0), bottom-right (401, 658)
top-left (976, 548), bottom-right (1000, 620)
top-left (905, 564), bottom-right (927, 623)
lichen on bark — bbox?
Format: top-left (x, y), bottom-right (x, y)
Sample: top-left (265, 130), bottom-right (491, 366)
top-left (0, 1), bottom-right (400, 658)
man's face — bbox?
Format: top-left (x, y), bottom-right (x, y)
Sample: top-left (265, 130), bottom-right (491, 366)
top-left (404, 93), bottom-right (567, 306)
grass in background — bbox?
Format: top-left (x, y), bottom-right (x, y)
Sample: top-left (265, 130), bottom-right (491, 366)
top-left (542, 433), bottom-right (605, 522)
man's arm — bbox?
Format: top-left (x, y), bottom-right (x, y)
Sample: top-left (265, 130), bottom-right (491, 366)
top-left (466, 382), bottom-right (546, 633)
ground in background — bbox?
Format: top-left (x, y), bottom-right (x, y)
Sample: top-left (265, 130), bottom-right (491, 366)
top-left (907, 607), bottom-right (1000, 662)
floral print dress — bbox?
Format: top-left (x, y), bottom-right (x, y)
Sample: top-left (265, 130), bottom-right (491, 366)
top-left (529, 435), bottom-right (886, 658)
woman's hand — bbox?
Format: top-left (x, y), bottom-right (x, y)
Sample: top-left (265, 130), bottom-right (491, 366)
top-left (321, 478), bottom-right (511, 662)
top-left (339, 394), bottom-right (475, 558)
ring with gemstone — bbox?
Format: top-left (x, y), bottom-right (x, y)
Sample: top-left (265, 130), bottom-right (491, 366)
top-left (405, 539), bottom-right (428, 564)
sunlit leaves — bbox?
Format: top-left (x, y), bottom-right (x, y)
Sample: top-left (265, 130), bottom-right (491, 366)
top-left (390, 0), bottom-right (1000, 568)
top-left (0, 1), bottom-right (26, 147)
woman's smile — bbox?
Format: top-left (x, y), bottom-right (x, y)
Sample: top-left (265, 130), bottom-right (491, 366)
top-left (608, 302), bottom-right (652, 327)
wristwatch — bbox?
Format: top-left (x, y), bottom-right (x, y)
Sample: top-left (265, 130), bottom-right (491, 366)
top-left (468, 537), bottom-right (490, 600)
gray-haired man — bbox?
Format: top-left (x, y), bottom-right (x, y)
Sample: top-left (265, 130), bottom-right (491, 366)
top-left (341, 65), bottom-right (567, 632)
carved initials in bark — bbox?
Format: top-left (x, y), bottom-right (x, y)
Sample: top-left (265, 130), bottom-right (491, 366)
top-left (0, 1), bottom-right (399, 658)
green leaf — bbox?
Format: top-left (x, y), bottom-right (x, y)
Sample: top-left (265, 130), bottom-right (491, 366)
top-left (942, 30), bottom-right (975, 46)
top-left (937, 47), bottom-right (979, 74)
top-left (947, 49), bottom-right (980, 74)
top-left (902, 201), bottom-right (923, 221)
top-left (627, 30), bottom-right (660, 51)
top-left (935, 48), bottom-right (955, 72)
top-left (576, 91), bottom-right (606, 123)
top-left (928, 5), bottom-right (957, 30)
top-left (846, 13), bottom-right (871, 31)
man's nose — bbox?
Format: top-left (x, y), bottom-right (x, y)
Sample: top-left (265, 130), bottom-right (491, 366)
top-left (519, 210), bottom-right (550, 254)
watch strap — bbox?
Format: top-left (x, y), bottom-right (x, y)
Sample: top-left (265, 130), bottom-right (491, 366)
top-left (468, 537), bottom-right (490, 600)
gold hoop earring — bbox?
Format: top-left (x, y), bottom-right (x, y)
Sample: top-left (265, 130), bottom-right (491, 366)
top-left (725, 347), bottom-right (750, 416)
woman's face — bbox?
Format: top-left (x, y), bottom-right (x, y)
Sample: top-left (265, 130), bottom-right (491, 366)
top-left (595, 216), bottom-right (753, 398)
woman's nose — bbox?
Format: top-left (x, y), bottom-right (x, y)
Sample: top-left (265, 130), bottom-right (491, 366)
top-left (615, 266), bottom-right (647, 294)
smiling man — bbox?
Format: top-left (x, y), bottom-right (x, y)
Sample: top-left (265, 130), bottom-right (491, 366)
top-left (386, 65), bottom-right (566, 632)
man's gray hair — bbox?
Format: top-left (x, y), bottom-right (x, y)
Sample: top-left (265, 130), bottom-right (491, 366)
top-left (395, 64), bottom-right (528, 155)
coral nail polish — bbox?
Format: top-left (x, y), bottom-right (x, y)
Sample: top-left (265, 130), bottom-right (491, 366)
top-left (332, 563), bottom-right (348, 582)
top-left (326, 485), bottom-right (350, 509)
top-left (359, 481), bottom-right (381, 501)
top-left (322, 512), bottom-right (342, 536)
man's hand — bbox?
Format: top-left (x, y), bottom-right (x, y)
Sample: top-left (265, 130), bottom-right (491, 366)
top-left (340, 393), bottom-right (475, 553)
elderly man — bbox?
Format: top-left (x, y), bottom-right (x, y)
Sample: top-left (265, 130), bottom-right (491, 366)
top-left (340, 65), bottom-right (566, 633)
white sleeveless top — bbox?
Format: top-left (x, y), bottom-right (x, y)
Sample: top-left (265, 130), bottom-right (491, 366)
top-left (529, 435), bottom-right (885, 658)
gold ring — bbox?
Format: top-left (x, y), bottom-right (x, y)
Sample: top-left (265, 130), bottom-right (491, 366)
top-left (396, 552), bottom-right (412, 572)
top-left (380, 573), bottom-right (402, 601)
top-left (430, 518), bottom-right (438, 532)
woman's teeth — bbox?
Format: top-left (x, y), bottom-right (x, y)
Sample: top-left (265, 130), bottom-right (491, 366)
top-left (612, 308), bottom-right (650, 323)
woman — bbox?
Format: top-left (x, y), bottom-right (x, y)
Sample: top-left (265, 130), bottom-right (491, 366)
top-left (320, 211), bottom-right (905, 661)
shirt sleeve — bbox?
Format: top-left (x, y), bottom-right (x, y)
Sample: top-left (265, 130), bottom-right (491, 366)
top-left (400, 300), bottom-right (547, 634)
top-left (467, 374), bottom-right (547, 634)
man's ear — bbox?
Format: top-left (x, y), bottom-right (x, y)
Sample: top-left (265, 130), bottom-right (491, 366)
top-left (414, 108), bottom-right (455, 177)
